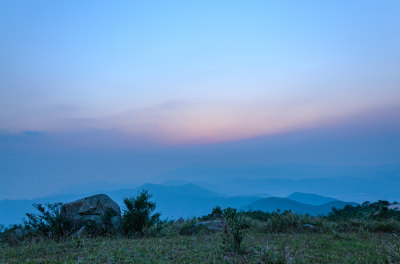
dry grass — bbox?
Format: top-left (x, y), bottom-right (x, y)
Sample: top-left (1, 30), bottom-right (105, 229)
top-left (1, 231), bottom-right (400, 263)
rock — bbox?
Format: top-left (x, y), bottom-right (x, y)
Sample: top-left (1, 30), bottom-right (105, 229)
top-left (195, 220), bottom-right (227, 232)
top-left (303, 224), bottom-right (316, 230)
top-left (61, 194), bottom-right (121, 233)
top-left (389, 204), bottom-right (400, 211)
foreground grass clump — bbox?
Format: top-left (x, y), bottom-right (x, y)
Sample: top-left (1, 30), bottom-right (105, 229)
top-left (1, 231), bottom-right (400, 263)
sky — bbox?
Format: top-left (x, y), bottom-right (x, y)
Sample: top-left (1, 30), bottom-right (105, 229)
top-left (1, 1), bottom-right (400, 199)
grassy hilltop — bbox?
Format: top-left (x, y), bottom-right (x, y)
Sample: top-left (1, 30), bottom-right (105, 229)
top-left (1, 192), bottom-right (400, 263)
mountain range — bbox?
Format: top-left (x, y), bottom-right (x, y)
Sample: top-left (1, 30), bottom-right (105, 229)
top-left (178, 173), bottom-right (400, 203)
top-left (244, 197), bottom-right (356, 215)
top-left (0, 182), bottom-right (356, 226)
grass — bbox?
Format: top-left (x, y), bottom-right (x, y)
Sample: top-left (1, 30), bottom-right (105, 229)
top-left (2, 231), bottom-right (400, 263)
top-left (3, 201), bottom-right (400, 263)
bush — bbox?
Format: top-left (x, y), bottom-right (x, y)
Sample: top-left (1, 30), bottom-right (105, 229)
top-left (142, 220), bottom-right (170, 237)
top-left (242, 210), bottom-right (272, 222)
top-left (179, 218), bottom-right (203, 236)
top-left (200, 206), bottom-right (224, 221)
top-left (222, 207), bottom-right (245, 253)
top-left (244, 210), bottom-right (323, 233)
top-left (24, 202), bottom-right (70, 239)
top-left (212, 206), bottom-right (223, 217)
top-left (328, 201), bottom-right (400, 221)
top-left (122, 189), bottom-right (161, 236)
top-left (367, 220), bottom-right (400, 233)
top-left (260, 242), bottom-right (297, 264)
top-left (0, 224), bottom-right (26, 246)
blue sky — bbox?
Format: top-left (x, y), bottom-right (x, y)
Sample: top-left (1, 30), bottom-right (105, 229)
top-left (0, 1), bottom-right (400, 199)
top-left (1, 0), bottom-right (399, 143)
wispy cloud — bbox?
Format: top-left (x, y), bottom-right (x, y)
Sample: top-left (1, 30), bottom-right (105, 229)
top-left (4, 99), bottom-right (398, 147)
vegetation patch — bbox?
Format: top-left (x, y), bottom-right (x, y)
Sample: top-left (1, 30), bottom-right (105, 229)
top-left (2, 193), bottom-right (400, 263)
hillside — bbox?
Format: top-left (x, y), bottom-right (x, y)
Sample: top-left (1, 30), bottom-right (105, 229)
top-left (287, 192), bottom-right (337, 205)
top-left (164, 166), bottom-right (400, 202)
top-left (243, 197), bottom-right (356, 216)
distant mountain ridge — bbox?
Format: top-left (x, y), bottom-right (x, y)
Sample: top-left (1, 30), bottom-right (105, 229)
top-left (0, 182), bottom-right (259, 226)
top-left (286, 192), bottom-right (337, 205)
top-left (161, 164), bottom-right (400, 202)
top-left (243, 197), bottom-right (357, 216)
top-left (106, 183), bottom-right (259, 220)
top-left (0, 182), bottom-right (358, 226)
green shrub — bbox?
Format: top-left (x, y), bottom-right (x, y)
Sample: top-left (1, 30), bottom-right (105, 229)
top-left (222, 207), bottom-right (245, 253)
top-left (212, 206), bottom-right (223, 217)
top-left (260, 242), bottom-right (297, 264)
top-left (142, 220), bottom-right (170, 237)
top-left (368, 220), bottom-right (400, 233)
top-left (0, 224), bottom-right (26, 246)
top-left (328, 200), bottom-right (400, 221)
top-left (179, 218), bottom-right (203, 236)
top-left (200, 206), bottom-right (224, 221)
top-left (24, 202), bottom-right (70, 239)
top-left (122, 189), bottom-right (161, 236)
top-left (242, 210), bottom-right (272, 222)
top-left (244, 210), bottom-right (330, 233)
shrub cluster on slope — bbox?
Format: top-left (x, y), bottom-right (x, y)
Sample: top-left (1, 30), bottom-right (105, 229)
top-left (328, 200), bottom-right (400, 221)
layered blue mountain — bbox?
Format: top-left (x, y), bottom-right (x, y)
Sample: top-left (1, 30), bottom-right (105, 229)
top-left (0, 182), bottom-right (358, 226)
top-left (244, 197), bottom-right (357, 216)
top-left (286, 192), bottom-right (337, 205)
top-left (0, 183), bottom-right (259, 226)
top-left (178, 172), bottom-right (400, 203)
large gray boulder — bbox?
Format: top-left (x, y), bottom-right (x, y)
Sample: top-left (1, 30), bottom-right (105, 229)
top-left (61, 194), bottom-right (121, 233)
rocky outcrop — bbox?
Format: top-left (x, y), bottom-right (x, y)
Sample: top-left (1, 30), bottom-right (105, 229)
top-left (195, 220), bottom-right (227, 232)
top-left (302, 224), bottom-right (317, 230)
top-left (61, 194), bottom-right (121, 233)
top-left (389, 204), bottom-right (400, 211)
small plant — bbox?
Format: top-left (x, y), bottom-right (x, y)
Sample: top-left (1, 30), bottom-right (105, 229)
top-left (211, 206), bottom-right (223, 218)
top-left (200, 206), bottom-right (224, 220)
top-left (222, 207), bottom-right (245, 253)
top-left (260, 241), bottom-right (297, 264)
top-left (179, 218), bottom-right (204, 236)
top-left (24, 202), bottom-right (70, 239)
top-left (122, 189), bottom-right (161, 236)
top-left (382, 233), bottom-right (400, 263)
top-left (0, 224), bottom-right (24, 246)
top-left (143, 221), bottom-right (168, 237)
